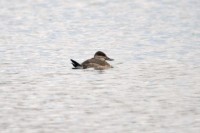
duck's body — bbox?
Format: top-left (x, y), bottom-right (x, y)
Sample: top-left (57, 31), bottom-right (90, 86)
top-left (71, 51), bottom-right (113, 70)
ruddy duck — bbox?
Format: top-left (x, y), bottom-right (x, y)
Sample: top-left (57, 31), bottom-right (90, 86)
top-left (71, 51), bottom-right (114, 70)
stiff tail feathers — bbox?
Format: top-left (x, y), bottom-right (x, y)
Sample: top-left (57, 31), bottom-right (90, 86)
top-left (70, 59), bottom-right (82, 69)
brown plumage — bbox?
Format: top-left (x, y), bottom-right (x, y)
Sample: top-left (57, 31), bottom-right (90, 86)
top-left (71, 51), bottom-right (114, 70)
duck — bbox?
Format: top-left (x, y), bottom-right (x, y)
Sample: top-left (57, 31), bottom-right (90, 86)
top-left (71, 51), bottom-right (114, 70)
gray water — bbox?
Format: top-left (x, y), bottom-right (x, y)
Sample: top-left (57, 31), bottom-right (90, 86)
top-left (0, 0), bottom-right (200, 133)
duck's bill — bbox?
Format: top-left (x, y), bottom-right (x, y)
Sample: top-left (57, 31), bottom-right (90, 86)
top-left (106, 57), bottom-right (114, 61)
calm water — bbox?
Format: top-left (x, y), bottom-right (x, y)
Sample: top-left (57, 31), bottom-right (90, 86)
top-left (0, 0), bottom-right (200, 133)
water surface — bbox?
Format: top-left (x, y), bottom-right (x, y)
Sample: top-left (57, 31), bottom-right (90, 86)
top-left (0, 0), bottom-right (200, 133)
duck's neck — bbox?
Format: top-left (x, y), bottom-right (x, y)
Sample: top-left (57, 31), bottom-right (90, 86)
top-left (94, 56), bottom-right (105, 61)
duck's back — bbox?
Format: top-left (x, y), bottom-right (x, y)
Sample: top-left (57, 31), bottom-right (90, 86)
top-left (81, 58), bottom-right (111, 69)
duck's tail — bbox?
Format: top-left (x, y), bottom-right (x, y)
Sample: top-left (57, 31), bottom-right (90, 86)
top-left (70, 59), bottom-right (82, 69)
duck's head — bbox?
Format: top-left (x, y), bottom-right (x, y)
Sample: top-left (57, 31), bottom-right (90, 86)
top-left (94, 51), bottom-right (114, 61)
